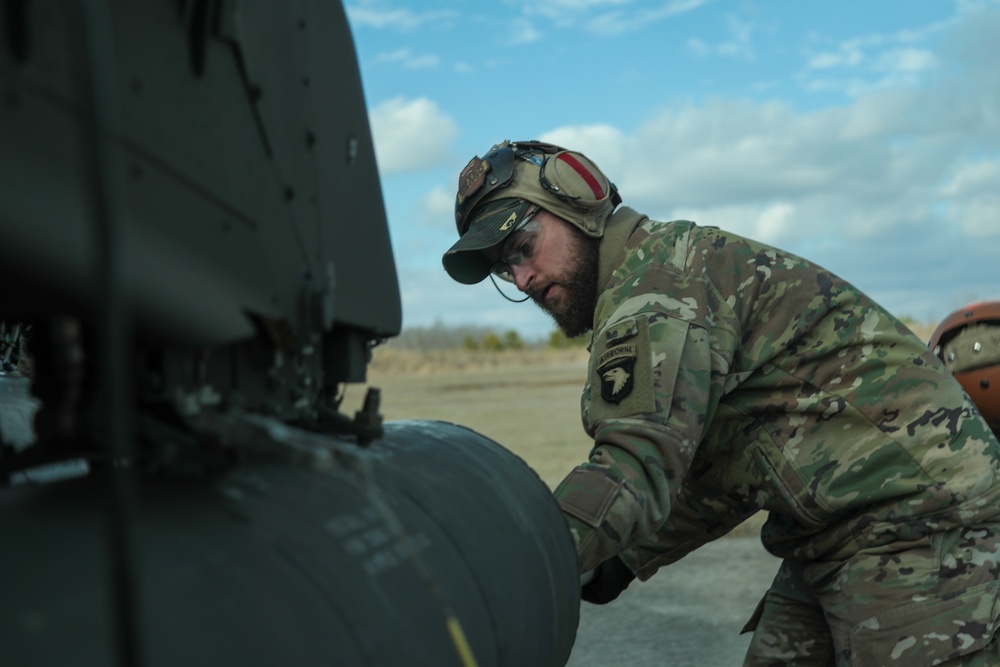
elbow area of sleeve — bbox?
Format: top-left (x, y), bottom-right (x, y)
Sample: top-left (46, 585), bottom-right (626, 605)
top-left (555, 464), bottom-right (643, 572)
top-left (555, 465), bottom-right (626, 529)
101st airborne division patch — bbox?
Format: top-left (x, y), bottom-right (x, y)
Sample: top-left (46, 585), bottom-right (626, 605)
top-left (597, 344), bottom-right (636, 404)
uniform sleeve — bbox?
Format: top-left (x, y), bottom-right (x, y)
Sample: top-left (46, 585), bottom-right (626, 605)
top-left (619, 482), bottom-right (759, 580)
top-left (554, 304), bottom-right (737, 573)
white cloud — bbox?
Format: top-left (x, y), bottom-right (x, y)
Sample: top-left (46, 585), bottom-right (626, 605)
top-left (947, 199), bottom-right (1000, 236)
top-left (801, 27), bottom-right (942, 97)
top-left (941, 159), bottom-right (1000, 236)
top-left (538, 123), bottom-right (627, 173)
top-left (406, 55), bottom-right (441, 69)
top-left (807, 42), bottom-right (864, 70)
top-left (838, 88), bottom-right (922, 140)
top-left (599, 1), bottom-right (711, 35)
top-left (754, 202), bottom-right (797, 241)
top-left (508, 18), bottom-right (542, 44)
top-left (875, 47), bottom-right (937, 74)
top-left (346, 3), bottom-right (455, 31)
top-left (369, 97), bottom-right (458, 175)
top-left (373, 48), bottom-right (440, 69)
top-left (420, 186), bottom-right (455, 229)
top-left (522, 0), bottom-right (706, 33)
top-left (656, 202), bottom-right (801, 246)
top-left (533, 10), bottom-right (1000, 258)
top-left (521, 0), bottom-right (634, 22)
top-left (686, 38), bottom-right (710, 57)
top-left (941, 160), bottom-right (1000, 197)
top-left (614, 101), bottom-right (848, 209)
top-left (683, 14), bottom-right (757, 59)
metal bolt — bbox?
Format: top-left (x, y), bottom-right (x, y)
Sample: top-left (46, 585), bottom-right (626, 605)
top-left (347, 134), bottom-right (359, 164)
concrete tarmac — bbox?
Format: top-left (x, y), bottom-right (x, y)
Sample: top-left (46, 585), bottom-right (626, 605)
top-left (568, 536), bottom-right (782, 667)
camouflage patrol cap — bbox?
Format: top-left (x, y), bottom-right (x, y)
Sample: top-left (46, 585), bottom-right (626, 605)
top-left (442, 140), bottom-right (620, 284)
top-left (442, 198), bottom-right (535, 285)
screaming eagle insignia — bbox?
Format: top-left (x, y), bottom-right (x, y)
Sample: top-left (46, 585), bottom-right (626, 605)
top-left (597, 344), bottom-right (636, 404)
top-left (603, 367), bottom-right (630, 394)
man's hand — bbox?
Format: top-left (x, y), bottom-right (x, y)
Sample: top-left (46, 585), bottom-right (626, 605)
top-left (580, 555), bottom-right (635, 604)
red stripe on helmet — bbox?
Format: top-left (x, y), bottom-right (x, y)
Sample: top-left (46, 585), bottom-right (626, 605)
top-left (557, 153), bottom-right (604, 199)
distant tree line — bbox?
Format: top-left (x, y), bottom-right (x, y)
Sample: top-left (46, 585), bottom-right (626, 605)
top-left (384, 316), bottom-right (935, 353)
top-left (463, 330), bottom-right (525, 351)
top-left (382, 323), bottom-right (588, 352)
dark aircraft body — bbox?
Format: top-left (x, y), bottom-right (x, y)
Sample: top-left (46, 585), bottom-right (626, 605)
top-left (0, 2), bottom-right (579, 665)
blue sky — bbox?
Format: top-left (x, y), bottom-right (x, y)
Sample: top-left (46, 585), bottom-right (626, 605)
top-left (345, 0), bottom-right (1000, 340)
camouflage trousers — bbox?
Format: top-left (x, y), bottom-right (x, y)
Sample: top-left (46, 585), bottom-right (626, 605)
top-left (742, 525), bottom-right (1000, 666)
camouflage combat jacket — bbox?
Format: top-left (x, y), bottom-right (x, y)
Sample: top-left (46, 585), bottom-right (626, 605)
top-left (553, 207), bottom-right (1000, 576)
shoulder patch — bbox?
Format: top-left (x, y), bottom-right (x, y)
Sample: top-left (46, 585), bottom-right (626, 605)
top-left (587, 316), bottom-right (655, 423)
top-left (604, 320), bottom-right (639, 345)
top-left (598, 345), bottom-right (636, 404)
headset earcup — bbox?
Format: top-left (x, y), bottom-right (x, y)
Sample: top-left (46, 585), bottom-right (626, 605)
top-left (545, 151), bottom-right (611, 205)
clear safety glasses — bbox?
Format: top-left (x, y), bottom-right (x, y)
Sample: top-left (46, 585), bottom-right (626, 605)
top-left (490, 209), bottom-right (542, 283)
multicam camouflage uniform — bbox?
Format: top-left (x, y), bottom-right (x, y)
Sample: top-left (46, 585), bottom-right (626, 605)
top-left (554, 208), bottom-right (1000, 666)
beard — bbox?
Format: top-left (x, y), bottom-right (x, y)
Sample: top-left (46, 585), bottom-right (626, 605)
top-left (532, 230), bottom-right (601, 339)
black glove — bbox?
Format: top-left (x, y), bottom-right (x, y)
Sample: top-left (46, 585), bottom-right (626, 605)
top-left (580, 555), bottom-right (635, 605)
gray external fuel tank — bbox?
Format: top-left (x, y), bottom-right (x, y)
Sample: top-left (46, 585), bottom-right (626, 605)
top-left (0, 419), bottom-right (579, 666)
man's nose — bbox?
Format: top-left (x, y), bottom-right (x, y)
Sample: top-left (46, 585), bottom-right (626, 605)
top-left (511, 262), bottom-right (535, 292)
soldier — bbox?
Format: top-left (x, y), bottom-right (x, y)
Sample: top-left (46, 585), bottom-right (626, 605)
top-left (929, 301), bottom-right (1000, 438)
top-left (442, 140), bottom-right (1000, 666)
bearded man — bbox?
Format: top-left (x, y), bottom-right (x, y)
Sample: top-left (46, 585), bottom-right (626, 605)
top-left (442, 140), bottom-right (1000, 666)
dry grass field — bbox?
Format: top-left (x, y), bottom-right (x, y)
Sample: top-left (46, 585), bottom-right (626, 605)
top-left (342, 322), bottom-right (938, 539)
top-left (342, 347), bottom-right (592, 491)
